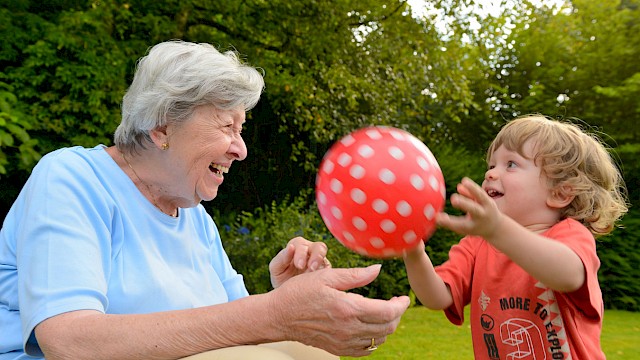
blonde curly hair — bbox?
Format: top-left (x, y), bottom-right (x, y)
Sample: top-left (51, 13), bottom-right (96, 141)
top-left (486, 115), bottom-right (628, 235)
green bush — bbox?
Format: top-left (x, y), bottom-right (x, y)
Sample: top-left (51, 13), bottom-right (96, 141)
top-left (598, 208), bottom-right (640, 311)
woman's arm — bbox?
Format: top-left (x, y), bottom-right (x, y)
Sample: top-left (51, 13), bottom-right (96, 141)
top-left (35, 265), bottom-right (410, 360)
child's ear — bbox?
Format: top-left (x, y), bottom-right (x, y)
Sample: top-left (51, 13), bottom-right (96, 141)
top-left (547, 184), bottom-right (574, 209)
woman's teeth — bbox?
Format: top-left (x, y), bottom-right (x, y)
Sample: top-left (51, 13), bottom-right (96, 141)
top-left (209, 163), bottom-right (229, 177)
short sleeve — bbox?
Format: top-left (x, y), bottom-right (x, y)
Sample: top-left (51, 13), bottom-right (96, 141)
top-left (200, 212), bottom-right (249, 301)
top-left (14, 149), bottom-right (112, 355)
top-left (546, 219), bottom-right (603, 319)
top-left (435, 236), bottom-right (482, 325)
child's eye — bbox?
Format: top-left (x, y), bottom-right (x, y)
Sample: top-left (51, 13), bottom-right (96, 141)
top-left (506, 161), bottom-right (517, 168)
top-left (488, 165), bottom-right (496, 170)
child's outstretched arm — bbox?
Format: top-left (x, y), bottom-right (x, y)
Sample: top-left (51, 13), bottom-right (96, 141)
top-left (403, 242), bottom-right (454, 310)
top-left (437, 177), bottom-right (586, 293)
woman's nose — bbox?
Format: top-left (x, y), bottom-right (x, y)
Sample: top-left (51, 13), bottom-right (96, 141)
top-left (229, 134), bottom-right (248, 161)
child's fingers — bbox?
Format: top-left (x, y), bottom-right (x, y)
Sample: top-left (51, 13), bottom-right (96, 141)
top-left (450, 193), bottom-right (481, 214)
top-left (455, 179), bottom-right (476, 200)
top-left (461, 177), bottom-right (492, 206)
top-left (436, 212), bottom-right (473, 235)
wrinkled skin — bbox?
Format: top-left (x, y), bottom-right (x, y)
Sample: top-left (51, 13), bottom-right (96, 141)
top-left (268, 236), bottom-right (410, 357)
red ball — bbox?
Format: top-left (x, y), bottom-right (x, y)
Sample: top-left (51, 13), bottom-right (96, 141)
top-left (315, 126), bottom-right (446, 258)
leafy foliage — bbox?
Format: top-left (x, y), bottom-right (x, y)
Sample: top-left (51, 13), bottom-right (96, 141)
top-left (598, 208), bottom-right (640, 311)
top-left (0, 80), bottom-right (40, 175)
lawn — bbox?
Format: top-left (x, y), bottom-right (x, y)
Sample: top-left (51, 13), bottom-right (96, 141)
top-left (342, 306), bottom-right (640, 359)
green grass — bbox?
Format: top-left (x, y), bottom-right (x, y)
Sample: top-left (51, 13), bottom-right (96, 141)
top-left (342, 306), bottom-right (640, 359)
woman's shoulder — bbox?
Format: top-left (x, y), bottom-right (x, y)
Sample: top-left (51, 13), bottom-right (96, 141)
top-left (32, 145), bottom-right (115, 180)
top-left (37, 145), bottom-right (107, 166)
top-left (23, 145), bottom-right (119, 197)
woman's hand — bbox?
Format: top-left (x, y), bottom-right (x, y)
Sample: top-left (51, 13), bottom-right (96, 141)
top-left (270, 264), bottom-right (410, 357)
top-left (269, 237), bottom-right (331, 289)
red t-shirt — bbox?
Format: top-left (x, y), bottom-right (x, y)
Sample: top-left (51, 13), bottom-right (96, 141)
top-left (436, 218), bottom-right (605, 360)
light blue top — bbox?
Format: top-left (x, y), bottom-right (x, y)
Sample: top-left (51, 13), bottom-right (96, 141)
top-left (0, 145), bottom-right (248, 359)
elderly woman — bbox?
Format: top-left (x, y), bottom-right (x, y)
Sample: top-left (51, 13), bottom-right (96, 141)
top-left (0, 41), bottom-right (409, 360)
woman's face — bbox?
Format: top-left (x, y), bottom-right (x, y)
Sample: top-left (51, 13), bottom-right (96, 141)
top-left (163, 104), bottom-right (247, 207)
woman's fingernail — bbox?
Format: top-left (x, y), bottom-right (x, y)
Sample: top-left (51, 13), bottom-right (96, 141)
top-left (367, 264), bottom-right (382, 273)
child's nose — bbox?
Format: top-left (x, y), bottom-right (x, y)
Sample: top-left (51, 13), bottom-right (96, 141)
top-left (485, 167), bottom-right (498, 180)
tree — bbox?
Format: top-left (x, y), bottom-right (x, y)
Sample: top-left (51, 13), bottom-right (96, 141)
top-left (0, 0), bottom-right (481, 215)
top-left (487, 0), bottom-right (640, 147)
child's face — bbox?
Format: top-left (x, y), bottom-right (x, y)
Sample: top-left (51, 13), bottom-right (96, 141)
top-left (483, 139), bottom-right (559, 228)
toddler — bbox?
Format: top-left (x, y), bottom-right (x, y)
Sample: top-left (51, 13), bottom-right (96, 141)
top-left (404, 115), bottom-right (628, 359)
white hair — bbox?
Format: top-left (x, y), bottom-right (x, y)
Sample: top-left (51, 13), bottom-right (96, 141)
top-left (115, 40), bottom-right (265, 151)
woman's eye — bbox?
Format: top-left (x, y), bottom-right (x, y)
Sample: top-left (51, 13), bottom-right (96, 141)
top-left (224, 124), bottom-right (242, 136)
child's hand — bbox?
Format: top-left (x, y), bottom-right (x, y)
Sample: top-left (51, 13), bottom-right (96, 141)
top-left (436, 177), bottom-right (504, 240)
top-left (402, 240), bottom-right (426, 261)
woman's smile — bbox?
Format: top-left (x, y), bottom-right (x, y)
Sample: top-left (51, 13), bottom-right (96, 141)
top-left (209, 162), bottom-right (229, 178)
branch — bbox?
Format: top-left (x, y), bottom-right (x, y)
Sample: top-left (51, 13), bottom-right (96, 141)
top-left (348, 0), bottom-right (408, 27)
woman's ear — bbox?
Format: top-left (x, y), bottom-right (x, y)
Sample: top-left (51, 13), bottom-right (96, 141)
top-left (547, 184), bottom-right (575, 209)
top-left (149, 125), bottom-right (169, 150)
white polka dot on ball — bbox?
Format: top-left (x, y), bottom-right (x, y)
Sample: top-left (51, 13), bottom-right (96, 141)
top-left (366, 129), bottom-right (383, 139)
top-left (349, 164), bottom-right (365, 179)
top-left (379, 169), bottom-right (396, 184)
top-left (389, 146), bottom-right (405, 160)
top-left (337, 153), bottom-right (352, 167)
top-left (323, 160), bottom-right (334, 174)
top-left (410, 174), bottom-right (424, 190)
top-left (424, 204), bottom-right (435, 220)
top-left (372, 199), bottom-right (389, 214)
top-left (370, 237), bottom-right (385, 249)
top-left (417, 157), bottom-right (428, 171)
top-left (403, 230), bottom-right (417, 243)
top-left (352, 216), bottom-right (367, 231)
top-left (331, 206), bottom-right (343, 220)
top-left (358, 144), bottom-right (374, 158)
top-left (317, 191), bottom-right (327, 205)
top-left (380, 219), bottom-right (396, 233)
top-left (343, 231), bottom-right (355, 242)
top-left (390, 130), bottom-right (405, 141)
top-left (350, 188), bottom-right (366, 204)
top-left (396, 200), bottom-right (412, 217)
top-left (429, 175), bottom-right (440, 191)
top-left (341, 134), bottom-right (355, 147)
top-left (330, 178), bottom-right (343, 193)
